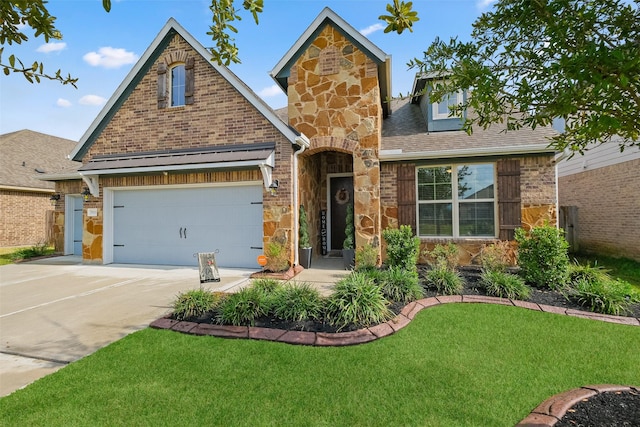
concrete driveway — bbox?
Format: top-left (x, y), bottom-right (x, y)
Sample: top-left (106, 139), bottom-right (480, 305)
top-left (0, 256), bottom-right (253, 397)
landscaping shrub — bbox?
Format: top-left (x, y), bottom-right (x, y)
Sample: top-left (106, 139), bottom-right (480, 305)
top-left (382, 225), bottom-right (420, 271)
top-left (217, 286), bottom-right (272, 326)
top-left (10, 242), bottom-right (53, 261)
top-left (515, 225), bottom-right (570, 290)
top-left (568, 277), bottom-right (640, 316)
top-left (425, 242), bottom-right (460, 271)
top-left (272, 282), bottom-right (324, 322)
top-left (568, 260), bottom-right (610, 284)
top-left (425, 267), bottom-right (464, 295)
top-left (172, 288), bottom-right (219, 320)
top-left (380, 266), bottom-right (423, 303)
top-left (251, 278), bottom-right (282, 294)
top-left (264, 242), bottom-right (290, 273)
top-left (355, 243), bottom-right (378, 271)
top-left (480, 270), bottom-right (531, 300)
top-left (480, 240), bottom-right (516, 272)
top-left (325, 271), bottom-right (392, 331)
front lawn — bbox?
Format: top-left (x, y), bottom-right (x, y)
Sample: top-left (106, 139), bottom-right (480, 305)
top-left (1, 304), bottom-right (638, 426)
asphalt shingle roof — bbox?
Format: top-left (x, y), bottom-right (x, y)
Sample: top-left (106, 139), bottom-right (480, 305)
top-left (381, 98), bottom-right (558, 155)
top-left (0, 130), bottom-right (81, 190)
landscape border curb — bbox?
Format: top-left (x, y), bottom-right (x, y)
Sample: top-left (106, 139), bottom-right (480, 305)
top-left (150, 295), bottom-right (640, 347)
top-left (515, 384), bottom-right (640, 426)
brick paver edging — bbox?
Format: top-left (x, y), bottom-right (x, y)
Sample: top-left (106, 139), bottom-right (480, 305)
top-left (150, 295), bottom-right (640, 346)
top-left (516, 384), bottom-right (640, 426)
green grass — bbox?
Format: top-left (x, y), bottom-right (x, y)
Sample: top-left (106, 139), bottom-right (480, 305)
top-left (574, 253), bottom-right (640, 288)
top-left (2, 304), bottom-right (639, 426)
top-left (0, 245), bottom-right (55, 266)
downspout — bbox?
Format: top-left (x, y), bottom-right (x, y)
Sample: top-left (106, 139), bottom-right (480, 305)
top-left (293, 134), bottom-right (310, 266)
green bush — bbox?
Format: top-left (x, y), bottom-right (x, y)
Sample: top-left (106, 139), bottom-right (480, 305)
top-left (480, 241), bottom-right (515, 272)
top-left (172, 288), bottom-right (219, 320)
top-left (382, 225), bottom-right (420, 271)
top-left (380, 266), bottom-right (423, 303)
top-left (343, 204), bottom-right (355, 250)
top-left (480, 270), bottom-right (531, 300)
top-left (568, 260), bottom-right (610, 284)
top-left (10, 243), bottom-right (53, 261)
top-left (251, 278), bottom-right (282, 294)
top-left (217, 286), bottom-right (271, 326)
top-left (299, 205), bottom-right (311, 248)
top-left (569, 277), bottom-right (639, 316)
top-left (355, 243), bottom-right (378, 271)
top-left (272, 283), bottom-right (324, 322)
top-left (515, 225), bottom-right (570, 290)
top-left (326, 271), bottom-right (392, 331)
top-left (265, 242), bottom-right (290, 273)
top-left (425, 266), bottom-right (464, 295)
top-left (425, 243), bottom-right (460, 271)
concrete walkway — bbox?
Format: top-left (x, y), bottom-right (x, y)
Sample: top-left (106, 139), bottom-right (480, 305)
top-left (0, 256), bottom-right (255, 397)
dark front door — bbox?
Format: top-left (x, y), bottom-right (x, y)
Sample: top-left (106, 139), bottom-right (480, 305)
top-left (329, 175), bottom-right (354, 251)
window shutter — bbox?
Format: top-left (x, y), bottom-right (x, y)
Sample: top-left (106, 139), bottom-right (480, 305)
top-left (397, 164), bottom-right (416, 233)
top-left (185, 57), bottom-right (195, 105)
top-left (157, 62), bottom-right (167, 109)
top-left (497, 159), bottom-right (521, 240)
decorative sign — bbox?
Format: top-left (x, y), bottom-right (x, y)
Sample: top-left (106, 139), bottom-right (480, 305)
top-left (320, 209), bottom-right (327, 255)
top-left (257, 255), bottom-right (268, 267)
top-left (87, 208), bottom-right (98, 217)
top-left (197, 252), bottom-right (220, 283)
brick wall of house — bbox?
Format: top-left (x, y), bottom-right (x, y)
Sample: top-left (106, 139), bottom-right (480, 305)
top-left (558, 158), bottom-right (640, 261)
top-left (0, 190), bottom-right (52, 246)
top-left (60, 34), bottom-right (296, 264)
top-left (379, 154), bottom-right (558, 265)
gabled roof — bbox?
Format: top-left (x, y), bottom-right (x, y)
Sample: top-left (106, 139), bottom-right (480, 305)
top-left (270, 7), bottom-right (392, 113)
top-left (70, 18), bottom-right (307, 162)
top-left (0, 130), bottom-right (80, 191)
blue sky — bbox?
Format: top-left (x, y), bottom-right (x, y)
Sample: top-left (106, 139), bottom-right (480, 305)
top-left (0, 0), bottom-right (496, 141)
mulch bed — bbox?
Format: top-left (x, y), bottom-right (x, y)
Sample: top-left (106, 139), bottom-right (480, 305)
top-left (555, 389), bottom-right (640, 427)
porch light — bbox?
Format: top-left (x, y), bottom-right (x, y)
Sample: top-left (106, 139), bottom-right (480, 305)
top-left (269, 179), bottom-right (279, 196)
top-left (81, 187), bottom-right (91, 202)
top-left (49, 194), bottom-right (60, 205)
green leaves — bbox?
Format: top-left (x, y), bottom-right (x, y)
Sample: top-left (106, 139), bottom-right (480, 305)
top-left (379, 0), bottom-right (419, 34)
top-left (414, 0), bottom-right (640, 153)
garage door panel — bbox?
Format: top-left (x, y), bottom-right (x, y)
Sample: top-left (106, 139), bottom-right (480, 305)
top-left (112, 185), bottom-right (263, 268)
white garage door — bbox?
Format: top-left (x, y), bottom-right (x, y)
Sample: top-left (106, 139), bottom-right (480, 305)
top-left (112, 185), bottom-right (263, 268)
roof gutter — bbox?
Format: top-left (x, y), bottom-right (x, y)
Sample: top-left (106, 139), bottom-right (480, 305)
top-left (379, 144), bottom-right (556, 162)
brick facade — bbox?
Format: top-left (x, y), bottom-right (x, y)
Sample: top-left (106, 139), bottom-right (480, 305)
top-left (53, 33), bottom-right (296, 264)
top-left (558, 158), bottom-right (640, 261)
top-left (0, 190), bottom-right (53, 246)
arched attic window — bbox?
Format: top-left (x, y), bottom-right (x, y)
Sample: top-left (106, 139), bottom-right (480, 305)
top-left (157, 57), bottom-right (195, 109)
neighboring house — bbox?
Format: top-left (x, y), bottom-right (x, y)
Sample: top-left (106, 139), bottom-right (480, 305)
top-left (558, 140), bottom-right (640, 261)
top-left (0, 130), bottom-right (79, 247)
top-left (46, 8), bottom-right (558, 268)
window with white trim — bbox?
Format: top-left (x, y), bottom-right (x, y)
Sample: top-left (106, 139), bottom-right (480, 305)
top-left (432, 91), bottom-right (463, 120)
top-left (417, 163), bottom-right (496, 237)
top-left (170, 64), bottom-right (186, 107)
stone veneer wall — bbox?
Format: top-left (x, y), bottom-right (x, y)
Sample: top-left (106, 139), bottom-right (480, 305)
top-left (0, 190), bottom-right (53, 247)
top-left (558, 158), bottom-right (640, 261)
top-left (56, 34), bottom-right (296, 264)
top-left (380, 154), bottom-right (558, 265)
top-left (288, 24), bottom-right (383, 255)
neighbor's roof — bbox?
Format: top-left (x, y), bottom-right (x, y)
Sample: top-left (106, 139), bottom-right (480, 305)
top-left (70, 18), bottom-right (306, 162)
top-left (380, 98), bottom-right (558, 160)
top-left (0, 130), bottom-right (81, 191)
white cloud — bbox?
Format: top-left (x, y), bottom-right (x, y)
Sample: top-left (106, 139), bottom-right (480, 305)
top-left (477, 0), bottom-right (497, 11)
top-left (56, 98), bottom-right (72, 107)
top-left (360, 23), bottom-right (385, 37)
top-left (79, 95), bottom-right (107, 106)
top-left (258, 84), bottom-right (283, 98)
top-left (83, 47), bottom-right (138, 68)
top-left (37, 42), bottom-right (67, 53)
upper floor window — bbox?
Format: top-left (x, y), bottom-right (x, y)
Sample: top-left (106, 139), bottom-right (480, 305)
top-left (417, 163), bottom-right (496, 237)
top-left (171, 64), bottom-right (186, 107)
top-left (432, 91), bottom-right (463, 120)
